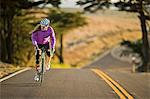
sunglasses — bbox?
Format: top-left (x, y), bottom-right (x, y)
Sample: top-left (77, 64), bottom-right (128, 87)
top-left (41, 24), bottom-right (49, 27)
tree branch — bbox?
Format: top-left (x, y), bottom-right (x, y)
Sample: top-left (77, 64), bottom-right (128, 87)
top-left (18, 1), bottom-right (45, 9)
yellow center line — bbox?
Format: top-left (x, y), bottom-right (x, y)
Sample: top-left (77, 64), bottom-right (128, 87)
top-left (92, 69), bottom-right (126, 99)
top-left (98, 69), bottom-right (134, 99)
top-left (92, 69), bottom-right (134, 99)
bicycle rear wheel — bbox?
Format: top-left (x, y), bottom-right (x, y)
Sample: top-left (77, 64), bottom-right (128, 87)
top-left (38, 54), bottom-right (45, 84)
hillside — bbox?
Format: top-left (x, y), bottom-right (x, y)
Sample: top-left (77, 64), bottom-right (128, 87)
top-left (0, 61), bottom-right (23, 78)
top-left (64, 10), bottom-right (141, 67)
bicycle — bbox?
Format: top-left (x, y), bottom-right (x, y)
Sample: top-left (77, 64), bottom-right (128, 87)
top-left (35, 47), bottom-right (45, 84)
top-left (34, 41), bottom-right (54, 84)
top-left (35, 46), bottom-right (48, 84)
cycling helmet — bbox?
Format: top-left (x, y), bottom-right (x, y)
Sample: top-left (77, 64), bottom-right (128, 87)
top-left (40, 18), bottom-right (50, 26)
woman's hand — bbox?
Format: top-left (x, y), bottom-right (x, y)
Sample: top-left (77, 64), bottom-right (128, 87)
top-left (48, 48), bottom-right (55, 57)
top-left (43, 37), bottom-right (50, 44)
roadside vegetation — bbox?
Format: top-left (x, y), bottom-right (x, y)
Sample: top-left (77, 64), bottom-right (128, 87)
top-left (64, 10), bottom-right (141, 67)
top-left (77, 0), bottom-right (150, 72)
top-left (0, 61), bottom-right (23, 78)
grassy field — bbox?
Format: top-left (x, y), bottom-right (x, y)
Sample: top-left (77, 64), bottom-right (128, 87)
top-left (63, 10), bottom-right (141, 67)
top-left (0, 62), bottom-right (24, 78)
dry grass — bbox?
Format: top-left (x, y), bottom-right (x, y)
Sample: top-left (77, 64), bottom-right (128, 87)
top-left (63, 10), bottom-right (142, 67)
top-left (0, 62), bottom-right (23, 78)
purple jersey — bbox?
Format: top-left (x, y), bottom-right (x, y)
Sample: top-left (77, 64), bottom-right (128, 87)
top-left (31, 26), bottom-right (56, 49)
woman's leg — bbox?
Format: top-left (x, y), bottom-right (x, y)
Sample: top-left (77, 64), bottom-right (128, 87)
top-left (35, 49), bottom-right (40, 71)
top-left (34, 49), bottom-right (41, 81)
top-left (45, 43), bottom-right (51, 70)
top-left (46, 51), bottom-right (51, 70)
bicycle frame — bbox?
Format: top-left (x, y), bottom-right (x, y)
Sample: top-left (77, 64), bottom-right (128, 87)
top-left (38, 47), bottom-right (46, 84)
top-left (36, 41), bottom-right (52, 84)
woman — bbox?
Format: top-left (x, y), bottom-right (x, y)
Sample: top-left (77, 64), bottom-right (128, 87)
top-left (31, 18), bottom-right (56, 81)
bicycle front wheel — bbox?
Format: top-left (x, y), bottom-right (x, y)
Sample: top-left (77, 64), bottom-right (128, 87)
top-left (40, 56), bottom-right (45, 84)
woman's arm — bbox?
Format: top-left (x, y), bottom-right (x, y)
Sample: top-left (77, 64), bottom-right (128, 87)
top-left (31, 32), bottom-right (39, 48)
top-left (50, 26), bottom-right (56, 50)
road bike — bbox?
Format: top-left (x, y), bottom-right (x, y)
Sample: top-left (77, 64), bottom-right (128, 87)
top-left (35, 46), bottom-right (47, 84)
top-left (38, 47), bottom-right (46, 84)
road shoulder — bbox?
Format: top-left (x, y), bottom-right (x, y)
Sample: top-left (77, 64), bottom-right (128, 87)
top-left (0, 67), bottom-right (31, 82)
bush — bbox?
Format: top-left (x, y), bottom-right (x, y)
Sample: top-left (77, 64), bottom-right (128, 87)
top-left (12, 16), bottom-right (34, 65)
top-left (120, 39), bottom-right (142, 56)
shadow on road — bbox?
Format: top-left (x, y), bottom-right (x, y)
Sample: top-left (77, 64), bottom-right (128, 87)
top-left (2, 82), bottom-right (41, 87)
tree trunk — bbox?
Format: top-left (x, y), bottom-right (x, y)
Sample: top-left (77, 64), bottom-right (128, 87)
top-left (1, 33), bottom-right (7, 62)
top-left (0, 29), bottom-right (2, 61)
top-left (138, 0), bottom-right (150, 72)
top-left (59, 33), bottom-right (64, 63)
top-left (7, 17), bottom-right (13, 63)
top-left (3, 13), bottom-right (14, 63)
top-left (1, 17), bottom-right (8, 62)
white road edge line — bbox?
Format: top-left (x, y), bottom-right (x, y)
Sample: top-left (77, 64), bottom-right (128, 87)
top-left (0, 67), bottom-right (31, 82)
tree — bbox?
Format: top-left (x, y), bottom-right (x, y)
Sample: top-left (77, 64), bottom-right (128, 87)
top-left (0, 0), bottom-right (61, 63)
top-left (48, 9), bottom-right (86, 63)
top-left (77, 0), bottom-right (150, 72)
top-left (12, 15), bottom-right (35, 65)
top-left (77, 0), bottom-right (111, 12)
top-left (114, 0), bottom-right (150, 72)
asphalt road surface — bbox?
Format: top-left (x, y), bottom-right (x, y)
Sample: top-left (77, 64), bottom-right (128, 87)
top-left (1, 52), bottom-right (149, 99)
top-left (1, 69), bottom-right (119, 99)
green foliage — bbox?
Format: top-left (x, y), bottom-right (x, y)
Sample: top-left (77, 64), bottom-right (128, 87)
top-left (0, 0), bottom-right (62, 63)
top-left (77, 0), bottom-right (150, 14)
top-left (9, 8), bottom-right (87, 65)
top-left (77, 0), bottom-right (112, 12)
top-left (48, 9), bottom-right (87, 34)
top-left (47, 9), bottom-right (87, 63)
top-left (120, 39), bottom-right (143, 56)
top-left (12, 16), bottom-right (34, 65)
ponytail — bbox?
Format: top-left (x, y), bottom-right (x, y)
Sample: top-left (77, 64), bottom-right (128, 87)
top-left (29, 24), bottom-right (41, 34)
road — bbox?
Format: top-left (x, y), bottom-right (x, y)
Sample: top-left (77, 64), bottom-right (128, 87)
top-left (0, 52), bottom-right (149, 99)
top-left (1, 69), bottom-right (119, 99)
top-left (84, 52), bottom-right (150, 99)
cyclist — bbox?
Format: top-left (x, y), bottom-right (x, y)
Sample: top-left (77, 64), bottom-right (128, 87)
top-left (31, 18), bottom-right (56, 80)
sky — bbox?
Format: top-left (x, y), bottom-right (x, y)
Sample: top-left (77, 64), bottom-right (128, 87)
top-left (60, 0), bottom-right (79, 8)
